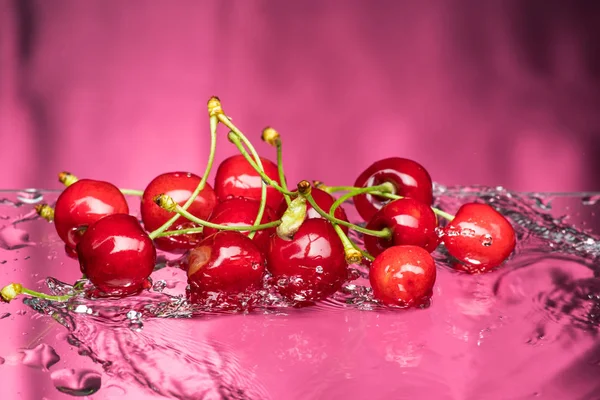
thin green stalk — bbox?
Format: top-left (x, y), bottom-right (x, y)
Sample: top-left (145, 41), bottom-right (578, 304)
top-left (157, 220), bottom-right (281, 237)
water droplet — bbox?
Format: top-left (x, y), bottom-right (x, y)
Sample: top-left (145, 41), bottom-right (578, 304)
top-left (481, 234), bottom-right (493, 247)
top-left (461, 228), bottom-right (476, 238)
top-left (152, 280), bottom-right (167, 292)
top-left (0, 356), bottom-right (5, 365)
top-left (20, 343), bottom-right (60, 371)
top-left (0, 225), bottom-right (34, 250)
top-left (16, 310), bottom-right (27, 316)
top-left (126, 310), bottom-right (141, 320)
top-left (277, 278), bottom-right (287, 287)
top-left (51, 368), bottom-right (102, 396)
top-left (73, 305), bottom-right (89, 314)
top-left (16, 189), bottom-right (44, 205)
top-left (316, 266), bottom-right (324, 274)
top-left (129, 320), bottom-right (144, 332)
top-left (582, 195), bottom-right (600, 206)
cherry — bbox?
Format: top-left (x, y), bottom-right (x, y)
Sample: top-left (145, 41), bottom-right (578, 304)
top-left (202, 197), bottom-right (277, 254)
top-left (442, 203), bottom-right (516, 273)
top-left (276, 187), bottom-right (350, 234)
top-left (266, 219), bottom-right (348, 304)
top-left (141, 172), bottom-right (217, 252)
top-left (187, 231), bottom-right (265, 301)
top-left (54, 179), bottom-right (129, 250)
top-left (76, 214), bottom-right (156, 296)
top-left (363, 198), bottom-right (439, 258)
top-left (369, 245), bottom-right (436, 308)
top-left (354, 157), bottom-right (433, 221)
top-left (214, 154), bottom-right (283, 211)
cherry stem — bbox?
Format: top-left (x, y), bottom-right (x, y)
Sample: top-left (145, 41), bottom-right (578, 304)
top-left (148, 103), bottom-right (219, 241)
top-left (1, 283), bottom-right (72, 303)
top-left (262, 127), bottom-right (291, 206)
top-left (370, 191), bottom-right (455, 221)
top-left (120, 189), bottom-right (144, 197)
top-left (154, 194), bottom-right (281, 235)
top-left (157, 220), bottom-right (281, 237)
top-left (227, 131), bottom-right (296, 197)
top-left (226, 131), bottom-right (267, 240)
top-left (300, 188), bottom-right (363, 264)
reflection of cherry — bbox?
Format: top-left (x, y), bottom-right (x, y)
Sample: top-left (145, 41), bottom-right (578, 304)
top-left (203, 197), bottom-right (277, 254)
top-left (369, 245), bottom-right (436, 308)
top-left (141, 172), bottom-right (217, 252)
top-left (266, 219), bottom-right (348, 304)
top-left (214, 155), bottom-right (283, 210)
top-left (354, 157), bottom-right (433, 221)
top-left (443, 203), bottom-right (516, 273)
top-left (364, 198), bottom-right (439, 257)
top-left (77, 214), bottom-right (156, 296)
top-left (187, 231), bottom-right (265, 299)
top-left (54, 179), bottom-right (129, 250)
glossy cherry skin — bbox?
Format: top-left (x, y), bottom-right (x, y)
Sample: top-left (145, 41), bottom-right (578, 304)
top-left (54, 179), bottom-right (129, 250)
top-left (141, 172), bottom-right (217, 252)
top-left (187, 231), bottom-right (266, 299)
top-left (443, 203), bottom-right (516, 273)
top-left (214, 155), bottom-right (283, 211)
top-left (266, 219), bottom-right (348, 303)
top-left (276, 187), bottom-right (350, 234)
top-left (76, 214), bottom-right (156, 296)
top-left (354, 157), bottom-right (433, 221)
top-left (370, 245), bottom-right (437, 308)
top-left (203, 197), bottom-right (276, 254)
top-left (364, 198), bottom-right (439, 258)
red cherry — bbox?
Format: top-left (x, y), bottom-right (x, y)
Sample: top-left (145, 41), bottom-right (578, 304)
top-left (266, 219), bottom-right (348, 303)
top-left (76, 214), bottom-right (156, 296)
top-left (202, 197), bottom-right (276, 254)
top-left (54, 179), bottom-right (129, 250)
top-left (214, 155), bottom-right (283, 211)
top-left (187, 231), bottom-right (265, 300)
top-left (276, 187), bottom-right (350, 234)
top-left (369, 245), bottom-right (437, 308)
top-left (443, 203), bottom-right (516, 273)
top-left (353, 157), bottom-right (433, 221)
top-left (363, 198), bottom-right (439, 257)
top-left (141, 172), bottom-right (217, 252)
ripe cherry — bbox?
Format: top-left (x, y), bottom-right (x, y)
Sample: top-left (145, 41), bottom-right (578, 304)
top-left (354, 157), bottom-right (433, 221)
top-left (363, 198), bottom-right (439, 258)
top-left (369, 245), bottom-right (436, 308)
top-left (443, 203), bottom-right (516, 273)
top-left (187, 231), bottom-right (265, 301)
top-left (214, 155), bottom-right (283, 211)
top-left (202, 197), bottom-right (277, 254)
top-left (266, 219), bottom-right (348, 304)
top-left (76, 214), bottom-right (156, 296)
top-left (141, 172), bottom-right (217, 252)
top-left (276, 187), bottom-right (350, 234)
top-left (54, 179), bottom-right (129, 250)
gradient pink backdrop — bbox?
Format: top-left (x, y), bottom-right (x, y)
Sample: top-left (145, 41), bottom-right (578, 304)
top-left (1, 0), bottom-right (600, 192)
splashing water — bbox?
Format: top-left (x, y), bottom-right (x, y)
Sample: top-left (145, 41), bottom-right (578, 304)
top-left (2, 187), bottom-right (600, 399)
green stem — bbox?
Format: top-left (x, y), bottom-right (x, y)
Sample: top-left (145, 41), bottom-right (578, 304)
top-left (226, 131), bottom-right (267, 239)
top-left (329, 183), bottom-right (395, 215)
top-left (157, 220), bottom-right (281, 237)
top-left (120, 189), bottom-right (144, 197)
top-left (148, 115), bottom-right (218, 240)
top-left (305, 195), bottom-right (391, 238)
top-left (322, 185), bottom-right (359, 193)
top-left (276, 139), bottom-right (291, 205)
top-left (21, 288), bottom-right (72, 302)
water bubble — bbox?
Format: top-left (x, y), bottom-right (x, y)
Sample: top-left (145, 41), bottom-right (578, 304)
top-left (16, 189), bottom-right (44, 205)
top-left (481, 234), bottom-right (493, 247)
top-left (50, 368), bottom-right (102, 396)
top-left (126, 310), bottom-right (141, 320)
top-left (0, 225), bottom-right (34, 250)
top-left (461, 228), bottom-right (476, 238)
top-left (277, 278), bottom-right (287, 287)
top-left (20, 343), bottom-right (60, 371)
top-left (316, 266), bottom-right (324, 274)
top-left (73, 305), bottom-right (89, 314)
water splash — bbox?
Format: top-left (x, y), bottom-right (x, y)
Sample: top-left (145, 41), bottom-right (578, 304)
top-left (19, 343), bottom-right (60, 371)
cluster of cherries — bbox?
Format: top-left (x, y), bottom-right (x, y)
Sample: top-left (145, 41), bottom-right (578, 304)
top-left (1, 97), bottom-right (516, 309)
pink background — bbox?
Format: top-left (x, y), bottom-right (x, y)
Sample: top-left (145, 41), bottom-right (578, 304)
top-left (1, 0), bottom-right (600, 192)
